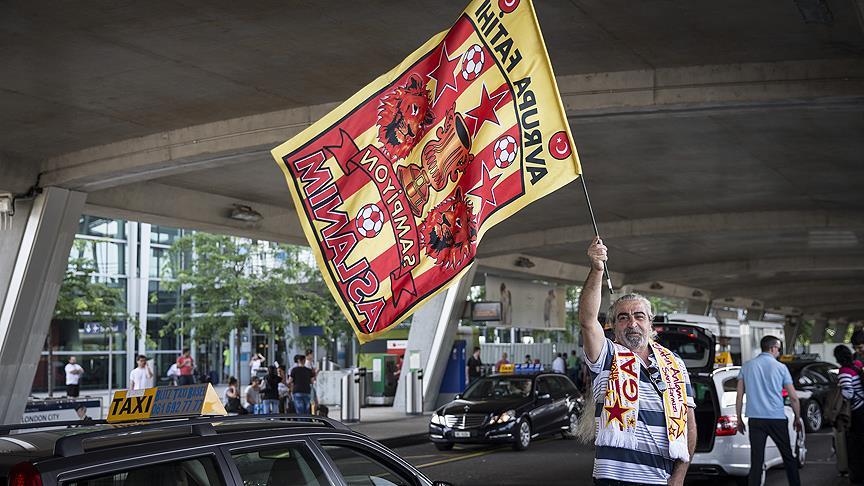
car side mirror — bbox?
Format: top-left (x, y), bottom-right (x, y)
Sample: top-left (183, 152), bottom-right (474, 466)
top-left (454, 394), bottom-right (462, 400)
top-left (433, 482), bottom-right (455, 486)
top-left (537, 393), bottom-right (551, 400)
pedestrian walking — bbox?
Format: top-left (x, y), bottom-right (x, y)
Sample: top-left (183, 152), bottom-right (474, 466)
top-left (288, 354), bottom-right (314, 414)
top-left (176, 348), bottom-right (195, 386)
top-left (261, 365), bottom-right (281, 414)
top-left (244, 377), bottom-right (262, 414)
top-left (64, 356), bottom-right (84, 397)
top-left (835, 345), bottom-right (864, 484)
top-left (129, 355), bottom-right (154, 390)
top-left (736, 335), bottom-right (801, 486)
top-left (250, 353), bottom-right (264, 379)
top-left (224, 376), bottom-right (245, 414)
top-left (466, 347), bottom-right (483, 385)
top-left (852, 330), bottom-right (864, 364)
top-left (495, 352), bottom-right (510, 372)
top-left (580, 238), bottom-right (696, 486)
top-left (552, 353), bottom-right (566, 373)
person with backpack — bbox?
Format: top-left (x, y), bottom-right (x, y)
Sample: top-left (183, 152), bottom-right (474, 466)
top-left (834, 345), bottom-right (864, 484)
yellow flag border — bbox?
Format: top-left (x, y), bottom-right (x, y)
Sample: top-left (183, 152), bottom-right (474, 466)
top-left (271, 0), bottom-right (582, 342)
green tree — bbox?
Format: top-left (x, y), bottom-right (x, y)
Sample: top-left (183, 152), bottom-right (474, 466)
top-left (55, 240), bottom-right (128, 329)
top-left (161, 233), bottom-right (347, 362)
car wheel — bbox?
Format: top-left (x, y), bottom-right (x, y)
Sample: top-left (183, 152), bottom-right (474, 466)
top-left (804, 400), bottom-right (822, 433)
top-left (513, 419), bottom-right (531, 451)
top-left (434, 442), bottom-right (454, 451)
top-left (561, 412), bottom-right (578, 440)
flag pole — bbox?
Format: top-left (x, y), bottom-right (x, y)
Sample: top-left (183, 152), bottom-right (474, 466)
top-left (578, 175), bottom-right (614, 295)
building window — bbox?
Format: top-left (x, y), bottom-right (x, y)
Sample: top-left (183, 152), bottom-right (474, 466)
top-left (71, 240), bottom-right (127, 276)
top-left (149, 246), bottom-right (175, 279)
top-left (148, 280), bottom-right (179, 315)
top-left (78, 215), bottom-right (126, 240)
top-left (151, 225), bottom-right (182, 245)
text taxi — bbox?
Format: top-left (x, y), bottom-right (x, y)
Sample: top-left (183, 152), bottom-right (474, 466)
top-left (0, 384), bottom-right (452, 486)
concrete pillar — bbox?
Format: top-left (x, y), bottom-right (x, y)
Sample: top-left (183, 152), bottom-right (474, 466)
top-left (832, 319), bottom-right (850, 344)
top-left (784, 316), bottom-right (802, 352)
top-left (392, 265), bottom-right (477, 413)
top-left (0, 187), bottom-right (86, 424)
top-left (810, 317), bottom-right (828, 344)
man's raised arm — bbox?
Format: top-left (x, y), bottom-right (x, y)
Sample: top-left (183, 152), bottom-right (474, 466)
top-left (579, 237), bottom-right (608, 363)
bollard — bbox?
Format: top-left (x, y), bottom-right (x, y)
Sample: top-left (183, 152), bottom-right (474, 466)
top-left (406, 368), bottom-right (424, 415)
top-left (340, 369), bottom-right (364, 423)
top-left (357, 367), bottom-right (368, 408)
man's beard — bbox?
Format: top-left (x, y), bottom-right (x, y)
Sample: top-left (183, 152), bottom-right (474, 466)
top-left (617, 328), bottom-right (648, 350)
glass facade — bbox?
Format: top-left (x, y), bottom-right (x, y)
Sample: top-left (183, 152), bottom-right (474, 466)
top-left (33, 217), bottom-right (196, 393)
top-left (34, 216), bottom-right (326, 395)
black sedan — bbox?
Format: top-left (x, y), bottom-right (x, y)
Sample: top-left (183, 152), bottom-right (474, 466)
top-left (429, 372), bottom-right (582, 451)
top-left (783, 357), bottom-right (838, 432)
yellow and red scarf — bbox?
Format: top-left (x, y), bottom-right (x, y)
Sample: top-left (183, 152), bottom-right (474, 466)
top-left (596, 341), bottom-right (690, 462)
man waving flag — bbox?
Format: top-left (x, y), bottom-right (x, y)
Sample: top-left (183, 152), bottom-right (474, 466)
top-left (272, 0), bottom-right (582, 343)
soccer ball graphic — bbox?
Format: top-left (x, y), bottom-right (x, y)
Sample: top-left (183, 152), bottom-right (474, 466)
top-left (461, 44), bottom-right (485, 81)
top-left (493, 135), bottom-right (518, 168)
top-left (355, 204), bottom-right (385, 239)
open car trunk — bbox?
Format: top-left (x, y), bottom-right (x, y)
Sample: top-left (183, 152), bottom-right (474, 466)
top-left (655, 324), bottom-right (719, 453)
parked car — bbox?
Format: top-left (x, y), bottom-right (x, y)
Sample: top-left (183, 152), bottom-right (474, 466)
top-left (0, 414), bottom-right (452, 486)
top-left (782, 356), bottom-right (838, 432)
top-left (429, 372), bottom-right (583, 451)
top-left (655, 324), bottom-right (806, 486)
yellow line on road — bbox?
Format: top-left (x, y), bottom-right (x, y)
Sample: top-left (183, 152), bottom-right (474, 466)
top-left (415, 439), bottom-right (551, 469)
top-left (416, 448), bottom-right (505, 468)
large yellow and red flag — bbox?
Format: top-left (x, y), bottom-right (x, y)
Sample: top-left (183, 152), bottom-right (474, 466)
top-left (272, 0), bottom-right (582, 343)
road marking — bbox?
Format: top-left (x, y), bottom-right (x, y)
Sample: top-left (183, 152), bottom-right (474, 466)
top-left (415, 439), bottom-right (553, 469)
top-left (416, 447), bottom-right (506, 468)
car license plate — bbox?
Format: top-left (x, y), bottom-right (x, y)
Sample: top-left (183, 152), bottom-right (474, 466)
top-left (454, 431), bottom-right (471, 438)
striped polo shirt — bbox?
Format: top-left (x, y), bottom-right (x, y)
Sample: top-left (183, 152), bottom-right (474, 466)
top-left (585, 338), bottom-right (696, 485)
top-left (838, 367), bottom-right (864, 411)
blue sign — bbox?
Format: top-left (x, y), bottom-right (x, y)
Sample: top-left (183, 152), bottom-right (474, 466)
top-left (299, 326), bottom-right (324, 336)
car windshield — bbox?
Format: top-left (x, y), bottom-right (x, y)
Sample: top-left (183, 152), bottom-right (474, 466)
top-left (462, 377), bottom-right (533, 400)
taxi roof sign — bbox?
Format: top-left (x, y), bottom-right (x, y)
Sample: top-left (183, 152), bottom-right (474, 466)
top-left (108, 383), bottom-right (226, 423)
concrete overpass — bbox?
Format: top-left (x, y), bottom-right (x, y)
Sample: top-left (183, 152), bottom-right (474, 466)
top-left (1, 0), bottom-right (863, 418)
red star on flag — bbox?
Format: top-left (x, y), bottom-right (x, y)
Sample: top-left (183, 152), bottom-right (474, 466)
top-left (467, 163), bottom-right (501, 212)
top-left (604, 398), bottom-right (633, 429)
top-left (427, 43), bottom-right (461, 105)
top-left (464, 83), bottom-right (507, 138)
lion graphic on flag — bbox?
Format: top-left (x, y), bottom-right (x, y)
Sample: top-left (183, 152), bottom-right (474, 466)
top-left (376, 73), bottom-right (435, 161)
top-left (419, 188), bottom-right (477, 269)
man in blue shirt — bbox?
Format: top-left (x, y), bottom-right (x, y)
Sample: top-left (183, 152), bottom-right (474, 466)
top-left (736, 335), bottom-right (802, 486)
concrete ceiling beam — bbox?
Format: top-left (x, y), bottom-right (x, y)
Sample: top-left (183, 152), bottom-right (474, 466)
top-left (36, 59), bottom-right (863, 193)
top-left (39, 102), bottom-right (339, 192)
top-left (558, 59), bottom-right (864, 118)
top-left (624, 255), bottom-right (864, 284)
top-left (475, 253), bottom-right (624, 286)
top-left (84, 181), bottom-right (306, 245)
top-left (712, 280), bottom-right (864, 302)
top-left (477, 210), bottom-right (864, 257)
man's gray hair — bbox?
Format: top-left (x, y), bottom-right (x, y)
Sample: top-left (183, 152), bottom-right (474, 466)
top-left (607, 293), bottom-right (655, 324)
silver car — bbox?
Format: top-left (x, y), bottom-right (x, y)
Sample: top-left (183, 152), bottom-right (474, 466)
top-left (688, 366), bottom-right (806, 485)
top-left (655, 324), bottom-right (806, 486)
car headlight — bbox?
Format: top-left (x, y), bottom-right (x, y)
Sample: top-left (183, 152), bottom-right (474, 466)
top-left (430, 413), bottom-right (445, 425)
top-left (492, 410), bottom-right (516, 424)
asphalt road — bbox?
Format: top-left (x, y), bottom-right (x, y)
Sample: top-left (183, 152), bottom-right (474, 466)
top-left (395, 430), bottom-right (848, 485)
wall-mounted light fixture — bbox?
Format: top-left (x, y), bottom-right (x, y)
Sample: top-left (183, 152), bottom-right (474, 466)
top-left (229, 204), bottom-right (263, 223)
top-left (514, 256), bottom-right (535, 268)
